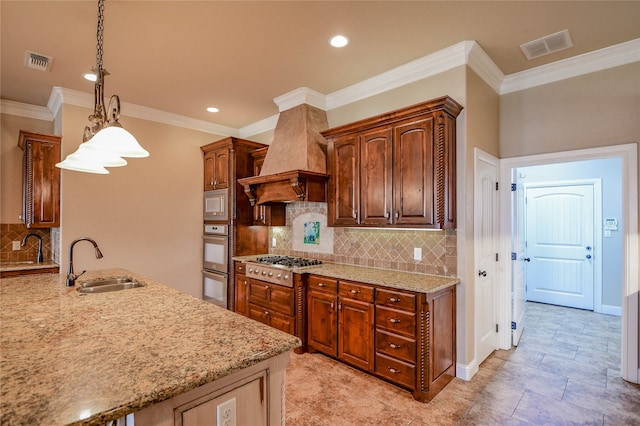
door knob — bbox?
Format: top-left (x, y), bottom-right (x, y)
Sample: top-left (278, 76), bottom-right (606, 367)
top-left (586, 246), bottom-right (592, 251)
top-left (478, 270), bottom-right (487, 277)
top-left (586, 254), bottom-right (592, 259)
top-left (523, 257), bottom-right (531, 262)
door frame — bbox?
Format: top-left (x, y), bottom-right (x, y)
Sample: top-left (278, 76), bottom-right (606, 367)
top-left (474, 148), bottom-right (500, 365)
top-left (523, 178), bottom-right (603, 313)
top-left (498, 143), bottom-right (638, 383)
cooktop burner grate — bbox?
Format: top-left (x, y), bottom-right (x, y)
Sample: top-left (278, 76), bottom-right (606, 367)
top-left (255, 255), bottom-right (322, 268)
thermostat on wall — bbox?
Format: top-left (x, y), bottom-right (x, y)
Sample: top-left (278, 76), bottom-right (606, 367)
top-left (604, 218), bottom-right (618, 231)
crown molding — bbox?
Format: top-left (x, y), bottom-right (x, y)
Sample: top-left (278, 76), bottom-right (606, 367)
top-left (325, 41), bottom-right (469, 111)
top-left (466, 41), bottom-right (505, 93)
top-left (8, 39), bottom-right (639, 138)
top-left (239, 114), bottom-right (279, 139)
top-left (47, 87), bottom-right (239, 137)
top-left (273, 87), bottom-right (327, 112)
top-left (500, 38), bottom-right (640, 94)
top-left (0, 99), bottom-right (53, 121)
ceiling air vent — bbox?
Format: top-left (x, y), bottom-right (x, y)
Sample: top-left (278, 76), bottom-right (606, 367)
top-left (24, 50), bottom-right (53, 72)
top-left (519, 29), bottom-right (573, 60)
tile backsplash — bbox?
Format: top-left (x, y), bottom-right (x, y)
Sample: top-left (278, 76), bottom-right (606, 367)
top-left (0, 223), bottom-right (55, 263)
top-left (269, 203), bottom-right (457, 277)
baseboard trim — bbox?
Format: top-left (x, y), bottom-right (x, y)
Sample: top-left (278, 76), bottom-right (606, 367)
top-left (456, 360), bottom-right (479, 381)
top-left (601, 304), bottom-right (622, 316)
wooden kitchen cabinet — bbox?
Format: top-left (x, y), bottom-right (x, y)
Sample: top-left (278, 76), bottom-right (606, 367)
top-left (202, 146), bottom-right (229, 190)
top-left (307, 276), bottom-right (338, 354)
top-left (307, 275), bottom-right (375, 372)
top-left (323, 96), bottom-right (462, 229)
top-left (251, 147), bottom-right (285, 226)
top-left (235, 262), bottom-right (250, 317)
top-left (18, 131), bottom-right (61, 228)
top-left (248, 280), bottom-right (295, 335)
top-left (307, 273), bottom-right (456, 402)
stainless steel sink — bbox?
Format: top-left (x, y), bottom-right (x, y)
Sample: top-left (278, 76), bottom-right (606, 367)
top-left (76, 276), bottom-right (145, 294)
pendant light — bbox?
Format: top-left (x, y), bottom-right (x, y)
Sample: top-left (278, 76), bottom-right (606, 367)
top-left (56, 0), bottom-right (148, 174)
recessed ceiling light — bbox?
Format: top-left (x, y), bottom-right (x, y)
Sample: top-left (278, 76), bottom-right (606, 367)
top-left (330, 35), bottom-right (349, 48)
top-left (83, 72), bottom-right (97, 82)
top-left (207, 107), bottom-right (219, 113)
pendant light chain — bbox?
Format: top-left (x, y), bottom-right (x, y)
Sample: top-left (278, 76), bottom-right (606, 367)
top-left (96, 0), bottom-right (104, 72)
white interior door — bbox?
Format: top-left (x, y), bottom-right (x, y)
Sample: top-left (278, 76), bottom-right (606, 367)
top-left (512, 171), bottom-right (526, 345)
top-left (525, 183), bottom-right (595, 310)
top-left (475, 150), bottom-right (499, 364)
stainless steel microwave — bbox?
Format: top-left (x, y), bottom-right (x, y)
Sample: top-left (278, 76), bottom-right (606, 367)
top-left (204, 189), bottom-right (228, 221)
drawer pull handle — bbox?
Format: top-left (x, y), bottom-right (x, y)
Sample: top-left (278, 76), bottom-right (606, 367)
top-left (388, 367), bottom-right (400, 374)
top-left (264, 285), bottom-right (270, 289)
top-left (388, 317), bottom-right (401, 324)
top-left (350, 289), bottom-right (360, 294)
top-left (264, 311), bottom-right (270, 315)
top-left (388, 297), bottom-right (401, 303)
top-left (388, 342), bottom-right (401, 349)
top-left (318, 282), bottom-right (326, 287)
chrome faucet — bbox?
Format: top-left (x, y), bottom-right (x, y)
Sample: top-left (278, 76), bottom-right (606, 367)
top-left (66, 238), bottom-right (103, 287)
top-left (21, 233), bottom-right (43, 263)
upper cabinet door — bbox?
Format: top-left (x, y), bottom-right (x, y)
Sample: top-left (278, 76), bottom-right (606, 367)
top-left (203, 147), bottom-right (230, 190)
top-left (393, 116), bottom-right (435, 226)
top-left (19, 131), bottom-right (61, 228)
top-left (328, 135), bottom-right (359, 226)
top-left (360, 127), bottom-right (393, 226)
top-left (323, 96), bottom-right (462, 229)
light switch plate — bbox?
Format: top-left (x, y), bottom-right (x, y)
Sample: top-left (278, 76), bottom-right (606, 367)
top-left (272, 237), bottom-right (277, 248)
top-left (413, 247), bottom-right (422, 261)
top-left (12, 241), bottom-right (21, 250)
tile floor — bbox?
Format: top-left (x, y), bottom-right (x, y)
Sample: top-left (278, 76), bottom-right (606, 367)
top-left (285, 302), bottom-right (640, 425)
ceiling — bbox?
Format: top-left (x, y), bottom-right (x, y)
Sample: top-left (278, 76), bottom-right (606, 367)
top-left (2, 1), bottom-right (639, 131)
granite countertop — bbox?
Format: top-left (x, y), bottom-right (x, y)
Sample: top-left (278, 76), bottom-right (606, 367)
top-left (233, 256), bottom-right (460, 293)
top-left (0, 260), bottom-right (59, 272)
top-left (0, 268), bottom-right (300, 426)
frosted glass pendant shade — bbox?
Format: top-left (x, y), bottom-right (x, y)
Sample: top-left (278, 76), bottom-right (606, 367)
top-left (56, 155), bottom-right (110, 174)
top-left (55, 142), bottom-right (128, 174)
top-left (84, 125), bottom-right (149, 158)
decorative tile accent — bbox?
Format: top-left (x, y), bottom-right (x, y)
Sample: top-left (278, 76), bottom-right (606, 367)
top-left (269, 202), bottom-right (457, 277)
top-left (0, 223), bottom-right (54, 263)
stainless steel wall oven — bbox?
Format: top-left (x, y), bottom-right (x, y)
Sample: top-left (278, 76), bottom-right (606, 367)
top-left (202, 224), bottom-right (228, 308)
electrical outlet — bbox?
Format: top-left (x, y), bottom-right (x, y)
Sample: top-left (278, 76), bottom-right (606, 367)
top-left (217, 397), bottom-right (236, 426)
top-left (413, 247), bottom-right (422, 261)
top-left (272, 237), bottom-right (277, 248)
top-left (12, 241), bottom-right (21, 251)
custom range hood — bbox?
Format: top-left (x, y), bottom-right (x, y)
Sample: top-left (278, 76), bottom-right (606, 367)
top-left (238, 103), bottom-right (329, 205)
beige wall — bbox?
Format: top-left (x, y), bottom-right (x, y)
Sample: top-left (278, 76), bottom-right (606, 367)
top-left (1, 113), bottom-right (54, 223)
top-left (57, 104), bottom-right (222, 297)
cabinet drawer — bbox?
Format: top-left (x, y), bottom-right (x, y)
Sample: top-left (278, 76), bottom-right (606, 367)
top-left (375, 353), bottom-right (415, 389)
top-left (235, 263), bottom-right (247, 275)
top-left (376, 306), bottom-right (416, 337)
top-left (308, 275), bottom-right (338, 293)
top-left (375, 288), bottom-right (417, 312)
top-left (375, 329), bottom-right (416, 364)
top-left (339, 280), bottom-right (374, 302)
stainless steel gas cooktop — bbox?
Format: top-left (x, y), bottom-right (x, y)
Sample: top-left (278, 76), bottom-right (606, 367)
top-left (244, 256), bottom-right (322, 287)
top-left (255, 255), bottom-right (322, 268)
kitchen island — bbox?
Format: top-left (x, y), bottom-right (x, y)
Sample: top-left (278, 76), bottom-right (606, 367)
top-left (0, 268), bottom-right (300, 425)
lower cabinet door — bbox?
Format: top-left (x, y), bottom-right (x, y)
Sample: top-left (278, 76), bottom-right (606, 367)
top-left (307, 290), bottom-right (338, 355)
top-left (338, 298), bottom-right (374, 371)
